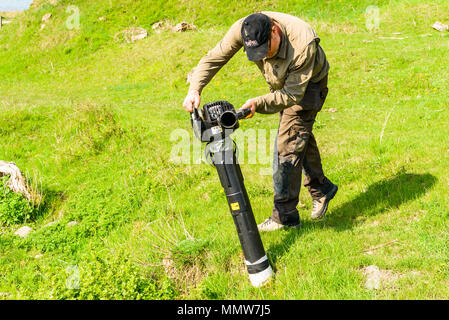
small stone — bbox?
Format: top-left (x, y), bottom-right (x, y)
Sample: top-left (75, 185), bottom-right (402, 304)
top-left (44, 221), bottom-right (57, 227)
top-left (14, 226), bottom-right (32, 238)
top-left (67, 221), bottom-right (79, 227)
top-left (172, 22), bottom-right (197, 33)
top-left (432, 21), bottom-right (449, 32)
top-left (202, 192), bottom-right (210, 201)
top-left (114, 27), bottom-right (148, 43)
top-left (152, 21), bottom-right (164, 30)
top-left (98, 16), bottom-right (106, 21)
top-left (131, 29), bottom-right (148, 42)
top-left (151, 21), bottom-right (167, 34)
top-left (42, 13), bottom-right (52, 23)
top-left (35, 254), bottom-right (44, 259)
top-left (327, 108), bottom-right (338, 112)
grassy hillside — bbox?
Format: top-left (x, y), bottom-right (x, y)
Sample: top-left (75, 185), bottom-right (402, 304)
top-left (0, 0), bottom-right (448, 299)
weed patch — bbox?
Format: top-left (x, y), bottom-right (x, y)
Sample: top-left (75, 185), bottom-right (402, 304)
top-left (0, 177), bottom-right (34, 225)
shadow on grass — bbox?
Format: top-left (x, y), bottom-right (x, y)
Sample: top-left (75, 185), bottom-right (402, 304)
top-left (32, 188), bottom-right (66, 221)
top-left (267, 172), bottom-right (437, 266)
top-left (325, 172), bottom-right (437, 231)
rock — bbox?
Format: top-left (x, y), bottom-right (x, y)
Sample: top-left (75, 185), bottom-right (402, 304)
top-left (42, 13), bottom-right (52, 23)
top-left (172, 21), bottom-right (197, 33)
top-left (14, 226), bottom-right (32, 238)
top-left (152, 21), bottom-right (197, 34)
top-left (35, 254), bottom-right (44, 259)
top-left (0, 161), bottom-right (41, 203)
top-left (364, 265), bottom-right (381, 290)
top-left (44, 221), bottom-right (57, 227)
top-left (114, 27), bottom-right (148, 43)
top-left (201, 192), bottom-right (210, 201)
top-left (67, 221), bottom-right (79, 227)
top-left (98, 16), bottom-right (106, 21)
top-left (152, 21), bottom-right (164, 33)
top-left (432, 21), bottom-right (449, 32)
top-left (131, 28), bottom-right (148, 42)
top-left (327, 108), bottom-right (338, 112)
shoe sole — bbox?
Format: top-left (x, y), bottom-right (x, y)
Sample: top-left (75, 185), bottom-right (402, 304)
top-left (311, 185), bottom-right (338, 220)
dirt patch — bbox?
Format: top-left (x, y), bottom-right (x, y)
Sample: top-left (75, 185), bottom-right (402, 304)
top-left (163, 255), bottom-right (206, 296)
top-left (360, 266), bottom-right (422, 290)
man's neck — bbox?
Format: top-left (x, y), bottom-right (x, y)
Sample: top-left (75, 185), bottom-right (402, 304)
top-left (267, 22), bottom-right (282, 59)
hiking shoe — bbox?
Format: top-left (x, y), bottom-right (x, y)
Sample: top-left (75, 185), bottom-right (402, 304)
top-left (311, 184), bottom-right (338, 220)
top-left (257, 217), bottom-right (300, 232)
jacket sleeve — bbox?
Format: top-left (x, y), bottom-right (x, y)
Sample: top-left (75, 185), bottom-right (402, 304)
top-left (254, 41), bottom-right (317, 114)
top-left (188, 19), bottom-right (244, 94)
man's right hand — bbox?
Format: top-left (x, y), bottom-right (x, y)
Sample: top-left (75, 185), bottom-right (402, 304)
top-left (182, 89), bottom-right (201, 112)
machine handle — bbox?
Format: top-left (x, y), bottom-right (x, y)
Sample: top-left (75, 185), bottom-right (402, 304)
top-left (236, 108), bottom-right (251, 120)
top-left (191, 107), bottom-right (201, 120)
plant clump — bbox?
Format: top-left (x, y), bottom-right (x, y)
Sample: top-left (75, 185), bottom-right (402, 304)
top-left (0, 176), bottom-right (33, 225)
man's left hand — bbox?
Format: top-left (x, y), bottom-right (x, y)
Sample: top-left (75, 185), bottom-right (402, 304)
top-left (240, 98), bottom-right (257, 119)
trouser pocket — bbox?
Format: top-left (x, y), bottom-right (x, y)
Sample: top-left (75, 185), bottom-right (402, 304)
top-left (293, 132), bottom-right (310, 153)
top-left (298, 77), bottom-right (328, 112)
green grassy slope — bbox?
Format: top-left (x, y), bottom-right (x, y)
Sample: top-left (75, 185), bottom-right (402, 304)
top-left (0, 0), bottom-right (448, 299)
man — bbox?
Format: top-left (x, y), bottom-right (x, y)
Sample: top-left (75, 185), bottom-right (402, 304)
top-left (183, 12), bottom-right (338, 232)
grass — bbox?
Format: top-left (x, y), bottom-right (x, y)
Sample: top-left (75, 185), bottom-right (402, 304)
top-left (0, 0), bottom-right (448, 299)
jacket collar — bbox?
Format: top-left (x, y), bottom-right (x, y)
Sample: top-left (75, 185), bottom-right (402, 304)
top-left (276, 23), bottom-right (288, 59)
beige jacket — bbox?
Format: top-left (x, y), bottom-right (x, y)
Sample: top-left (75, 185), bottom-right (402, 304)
top-left (189, 11), bottom-right (329, 114)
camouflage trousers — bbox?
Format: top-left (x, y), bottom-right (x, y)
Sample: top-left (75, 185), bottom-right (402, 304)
top-left (271, 75), bottom-right (334, 225)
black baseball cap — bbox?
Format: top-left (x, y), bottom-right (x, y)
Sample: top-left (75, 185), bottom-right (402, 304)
top-left (241, 13), bottom-right (272, 61)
